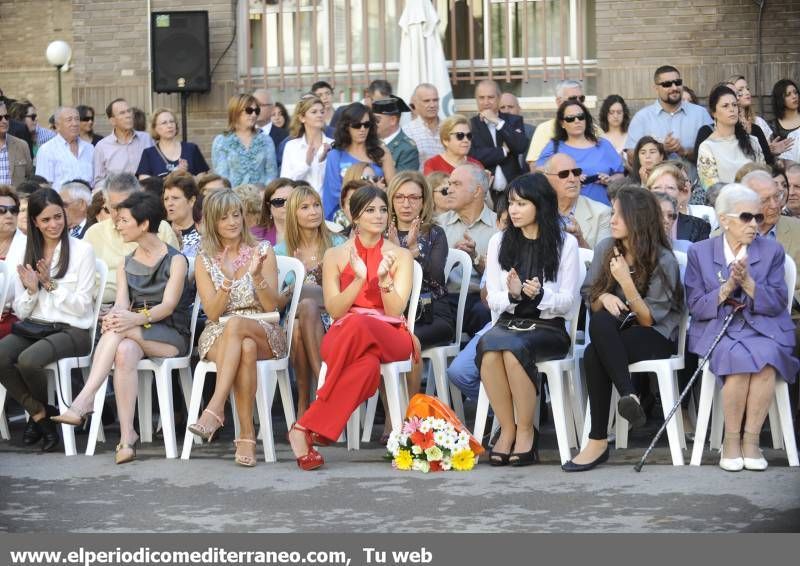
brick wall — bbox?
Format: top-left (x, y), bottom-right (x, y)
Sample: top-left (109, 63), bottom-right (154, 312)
top-left (0, 0), bottom-right (74, 113)
top-left (594, 0), bottom-right (800, 119)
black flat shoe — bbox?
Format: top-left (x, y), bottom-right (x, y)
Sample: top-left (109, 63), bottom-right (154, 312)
top-left (618, 395), bottom-right (647, 429)
top-left (22, 418), bottom-right (43, 445)
top-left (40, 406), bottom-right (60, 453)
top-left (562, 446), bottom-right (610, 472)
top-left (509, 427), bottom-right (540, 467)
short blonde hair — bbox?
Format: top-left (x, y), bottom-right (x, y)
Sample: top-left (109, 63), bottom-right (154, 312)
top-left (225, 94), bottom-right (258, 134)
top-left (646, 163), bottom-right (684, 190)
top-left (200, 188), bottom-right (255, 257)
top-left (439, 114), bottom-right (469, 144)
top-left (150, 108), bottom-right (178, 141)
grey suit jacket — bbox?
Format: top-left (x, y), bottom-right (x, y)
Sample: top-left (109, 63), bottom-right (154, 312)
top-left (573, 195), bottom-right (611, 250)
top-left (4, 134), bottom-right (32, 186)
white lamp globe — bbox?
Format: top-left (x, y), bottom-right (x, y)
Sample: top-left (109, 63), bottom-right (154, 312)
top-left (46, 41), bottom-right (72, 67)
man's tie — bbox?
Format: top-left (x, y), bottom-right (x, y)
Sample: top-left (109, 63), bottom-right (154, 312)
top-left (70, 225), bottom-right (81, 238)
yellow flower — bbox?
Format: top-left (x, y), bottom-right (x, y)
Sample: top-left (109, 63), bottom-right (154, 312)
top-left (451, 449), bottom-right (475, 471)
top-left (395, 449), bottom-right (413, 470)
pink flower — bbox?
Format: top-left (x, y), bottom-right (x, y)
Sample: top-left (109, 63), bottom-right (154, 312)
top-left (402, 416), bottom-right (421, 435)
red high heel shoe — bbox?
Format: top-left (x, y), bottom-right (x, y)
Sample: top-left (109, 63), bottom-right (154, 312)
top-left (310, 431), bottom-right (334, 447)
top-left (287, 424), bottom-right (324, 470)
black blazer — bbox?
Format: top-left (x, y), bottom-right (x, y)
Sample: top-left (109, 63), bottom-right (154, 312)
top-left (677, 213), bottom-right (711, 243)
top-left (468, 112), bottom-right (529, 188)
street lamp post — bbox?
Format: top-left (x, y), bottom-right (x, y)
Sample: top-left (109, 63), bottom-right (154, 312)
top-left (46, 40), bottom-right (72, 106)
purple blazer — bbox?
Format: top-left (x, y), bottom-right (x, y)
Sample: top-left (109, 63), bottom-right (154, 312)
top-left (684, 235), bottom-right (795, 357)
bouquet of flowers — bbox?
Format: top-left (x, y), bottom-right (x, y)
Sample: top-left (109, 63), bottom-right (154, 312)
top-left (386, 415), bottom-right (477, 473)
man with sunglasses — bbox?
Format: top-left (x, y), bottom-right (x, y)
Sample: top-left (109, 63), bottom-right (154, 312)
top-left (543, 153), bottom-right (610, 249)
top-left (373, 96), bottom-right (419, 172)
top-left (468, 80), bottom-right (529, 205)
top-left (0, 100), bottom-right (32, 186)
top-left (625, 65), bottom-right (712, 161)
top-left (93, 98), bottom-right (153, 186)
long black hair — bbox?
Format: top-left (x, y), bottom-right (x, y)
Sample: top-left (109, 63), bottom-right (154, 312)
top-left (24, 188), bottom-right (70, 281)
top-left (332, 102), bottom-right (385, 164)
top-left (553, 100), bottom-right (598, 144)
top-left (599, 94), bottom-right (630, 133)
top-left (498, 173), bottom-right (563, 283)
top-left (771, 78), bottom-right (798, 121)
top-left (709, 84), bottom-right (755, 159)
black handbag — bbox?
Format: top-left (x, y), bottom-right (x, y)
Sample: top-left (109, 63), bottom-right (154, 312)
top-left (11, 319), bottom-right (69, 340)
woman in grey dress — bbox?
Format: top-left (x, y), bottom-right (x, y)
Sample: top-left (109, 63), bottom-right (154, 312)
top-left (53, 192), bottom-right (192, 465)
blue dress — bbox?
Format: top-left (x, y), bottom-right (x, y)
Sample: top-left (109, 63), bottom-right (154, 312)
top-left (537, 138), bottom-right (624, 206)
top-left (211, 131), bottom-right (277, 187)
top-left (321, 149), bottom-right (384, 220)
top-left (135, 142), bottom-right (209, 177)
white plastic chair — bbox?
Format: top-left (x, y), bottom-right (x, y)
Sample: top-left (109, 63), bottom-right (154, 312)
top-left (691, 254), bottom-right (799, 467)
top-left (316, 261), bottom-right (423, 450)
top-left (421, 249), bottom-right (471, 421)
top-left (0, 262), bottom-right (13, 441)
top-left (181, 255), bottom-right (304, 462)
top-left (580, 250), bottom-right (689, 466)
top-left (472, 259), bottom-right (587, 463)
top-left (45, 259), bottom-right (108, 456)
top-left (567, 247), bottom-right (594, 441)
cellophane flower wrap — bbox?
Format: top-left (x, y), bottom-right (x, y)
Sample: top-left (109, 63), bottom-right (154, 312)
top-left (386, 416), bottom-right (476, 472)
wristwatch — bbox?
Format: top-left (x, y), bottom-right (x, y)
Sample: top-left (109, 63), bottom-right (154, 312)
top-left (44, 280), bottom-right (58, 292)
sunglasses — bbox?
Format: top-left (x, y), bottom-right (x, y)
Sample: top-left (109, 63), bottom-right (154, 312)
top-left (657, 79), bottom-right (683, 88)
top-left (546, 168), bottom-right (583, 179)
top-left (244, 106), bottom-right (261, 116)
top-left (270, 198), bottom-right (287, 208)
top-left (664, 212), bottom-right (678, 221)
top-left (0, 205), bottom-right (20, 215)
top-left (450, 131), bottom-right (473, 141)
top-left (567, 95), bottom-right (586, 103)
top-left (433, 186), bottom-right (450, 196)
top-left (563, 113), bottom-right (586, 123)
top-left (0, 114), bottom-right (9, 122)
top-left (26, 114), bottom-right (37, 121)
top-left (724, 212), bottom-right (764, 224)
top-left (350, 121), bottom-right (373, 130)
top-left (80, 116), bottom-right (94, 122)
top-left (361, 175), bottom-right (382, 183)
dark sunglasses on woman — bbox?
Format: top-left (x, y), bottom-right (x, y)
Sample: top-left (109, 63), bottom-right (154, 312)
top-left (244, 106), bottom-right (261, 116)
top-left (563, 113), bottom-right (586, 123)
top-left (350, 121), bottom-right (372, 130)
top-left (270, 198), bottom-right (287, 208)
top-left (450, 132), bottom-right (473, 141)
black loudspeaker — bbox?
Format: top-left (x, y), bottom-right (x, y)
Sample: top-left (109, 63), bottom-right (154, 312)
top-left (151, 11), bottom-right (211, 93)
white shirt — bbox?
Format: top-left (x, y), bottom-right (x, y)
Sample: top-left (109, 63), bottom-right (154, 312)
top-left (485, 231), bottom-right (580, 320)
top-left (723, 235), bottom-right (748, 268)
top-left (260, 123), bottom-right (273, 136)
top-left (12, 237), bottom-right (97, 329)
top-left (486, 119), bottom-right (508, 191)
top-left (2, 230), bottom-right (27, 308)
top-left (35, 134), bottom-right (94, 191)
top-left (279, 133), bottom-right (334, 193)
top-left (403, 117), bottom-right (444, 168)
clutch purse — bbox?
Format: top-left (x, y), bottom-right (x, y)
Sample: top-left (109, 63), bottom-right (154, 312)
top-left (11, 318), bottom-right (69, 340)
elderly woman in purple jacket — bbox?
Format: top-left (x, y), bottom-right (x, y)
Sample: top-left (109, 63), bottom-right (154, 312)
top-left (684, 183), bottom-right (798, 473)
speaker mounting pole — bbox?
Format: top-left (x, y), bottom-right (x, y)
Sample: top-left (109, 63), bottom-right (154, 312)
top-left (180, 91), bottom-right (189, 143)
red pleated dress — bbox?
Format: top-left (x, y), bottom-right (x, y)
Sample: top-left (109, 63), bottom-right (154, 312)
top-left (297, 236), bottom-right (414, 442)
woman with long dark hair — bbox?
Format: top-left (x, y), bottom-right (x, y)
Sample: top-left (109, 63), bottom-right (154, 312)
top-left (697, 85), bottom-right (764, 191)
top-left (536, 100), bottom-right (624, 206)
top-left (321, 102), bottom-right (396, 220)
top-left (287, 186), bottom-right (414, 470)
top-left (563, 187), bottom-right (684, 472)
top-left (0, 189), bottom-right (96, 452)
top-left (769, 79), bottom-right (800, 161)
top-left (629, 135), bottom-right (667, 184)
top-left (478, 173), bottom-right (580, 467)
top-left (599, 95), bottom-right (631, 157)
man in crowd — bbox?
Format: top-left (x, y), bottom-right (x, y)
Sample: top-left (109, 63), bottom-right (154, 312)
top-left (402, 83), bottom-right (444, 168)
top-left (625, 65), bottom-right (712, 160)
top-left (785, 163), bottom-right (800, 218)
top-left (331, 79), bottom-right (393, 129)
top-left (437, 162), bottom-right (496, 335)
top-left (253, 88), bottom-right (288, 150)
top-left (0, 100), bottom-right (32, 186)
top-left (93, 98), bottom-right (153, 186)
top-left (499, 92), bottom-right (535, 171)
top-left (34, 107), bottom-right (93, 191)
top-left (84, 172), bottom-right (179, 304)
top-left (526, 80), bottom-right (597, 165)
top-left (742, 170), bottom-right (800, 303)
top-left (59, 180), bottom-right (93, 238)
top-left (469, 80), bottom-right (529, 206)
top-left (543, 153), bottom-right (610, 249)
top-left (373, 96), bottom-right (419, 172)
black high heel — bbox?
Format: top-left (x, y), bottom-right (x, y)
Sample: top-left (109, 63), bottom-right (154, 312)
top-left (22, 418), bottom-right (43, 445)
top-left (39, 406), bottom-right (60, 452)
top-left (488, 428), bottom-right (513, 466)
top-left (509, 427), bottom-right (540, 467)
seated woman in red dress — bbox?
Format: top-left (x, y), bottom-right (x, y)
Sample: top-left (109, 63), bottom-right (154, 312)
top-left (287, 185), bottom-right (415, 470)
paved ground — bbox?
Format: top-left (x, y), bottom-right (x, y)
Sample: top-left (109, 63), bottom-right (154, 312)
top-left (1, 410), bottom-right (798, 533)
